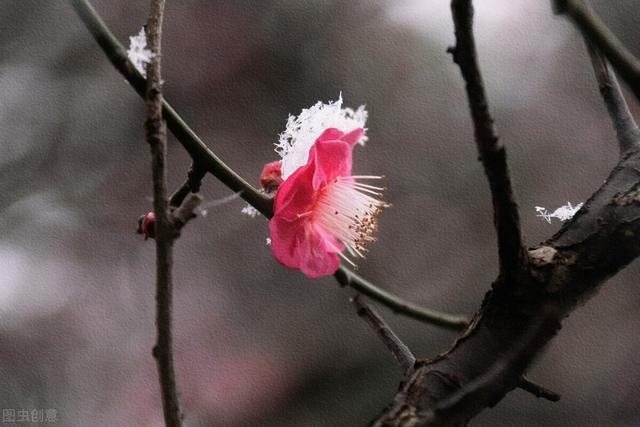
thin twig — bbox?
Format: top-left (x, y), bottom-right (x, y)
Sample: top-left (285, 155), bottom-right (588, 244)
top-left (169, 162), bottom-right (206, 208)
top-left (518, 376), bottom-right (561, 402)
top-left (144, 1), bottom-right (182, 425)
top-left (448, 0), bottom-right (525, 280)
top-left (585, 42), bottom-right (640, 154)
top-left (335, 268), bottom-right (469, 331)
top-left (172, 193), bottom-right (203, 233)
top-left (554, 0), bottom-right (640, 102)
top-left (71, 0), bottom-right (470, 331)
top-left (352, 294), bottom-right (416, 376)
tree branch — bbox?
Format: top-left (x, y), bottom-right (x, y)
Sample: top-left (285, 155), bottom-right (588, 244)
top-left (371, 147), bottom-right (640, 424)
top-left (518, 376), bottom-right (561, 402)
top-left (144, 1), bottom-right (182, 425)
top-left (351, 288), bottom-right (557, 401)
top-left (171, 192), bottom-right (203, 234)
top-left (335, 268), bottom-right (468, 331)
top-left (169, 162), bottom-right (206, 208)
top-left (352, 295), bottom-right (416, 376)
top-left (585, 42), bottom-right (640, 154)
top-left (71, 0), bottom-right (470, 332)
top-left (447, 0), bottom-right (526, 280)
top-left (554, 0), bottom-right (640, 102)
top-left (421, 309), bottom-right (560, 426)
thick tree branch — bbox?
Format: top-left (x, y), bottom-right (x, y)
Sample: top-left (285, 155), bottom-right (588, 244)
top-left (371, 149), bottom-right (640, 425)
top-left (352, 295), bottom-right (416, 376)
top-left (447, 0), bottom-right (526, 280)
top-left (351, 289), bottom-right (557, 401)
top-left (71, 0), bottom-right (470, 332)
top-left (554, 0), bottom-right (640, 102)
top-left (144, 1), bottom-right (182, 426)
top-left (421, 309), bottom-right (560, 426)
top-left (585, 43), bottom-right (640, 154)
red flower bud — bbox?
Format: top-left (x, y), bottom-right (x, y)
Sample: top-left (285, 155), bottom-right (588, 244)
top-left (260, 161), bottom-right (283, 194)
top-left (137, 211), bottom-right (156, 240)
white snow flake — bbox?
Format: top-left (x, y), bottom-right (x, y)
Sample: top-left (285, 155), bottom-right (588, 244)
top-left (127, 28), bottom-right (154, 77)
top-left (241, 204), bottom-right (259, 218)
top-left (535, 202), bottom-right (583, 223)
top-left (275, 94), bottom-right (368, 180)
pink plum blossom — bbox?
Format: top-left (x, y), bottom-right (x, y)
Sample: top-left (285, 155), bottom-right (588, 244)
top-left (269, 128), bottom-right (388, 279)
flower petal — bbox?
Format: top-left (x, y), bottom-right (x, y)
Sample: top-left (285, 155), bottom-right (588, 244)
top-left (315, 127), bottom-right (345, 142)
top-left (272, 162), bottom-right (315, 221)
top-left (298, 223), bottom-right (343, 278)
top-left (342, 128), bottom-right (365, 147)
top-left (309, 139), bottom-right (353, 190)
top-left (269, 217), bottom-right (342, 279)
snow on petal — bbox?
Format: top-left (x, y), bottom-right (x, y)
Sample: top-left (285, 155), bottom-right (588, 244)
top-left (127, 28), bottom-right (155, 77)
top-left (275, 94), bottom-right (367, 180)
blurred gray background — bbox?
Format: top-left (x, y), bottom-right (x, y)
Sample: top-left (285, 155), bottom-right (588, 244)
top-left (2, 1), bottom-right (640, 426)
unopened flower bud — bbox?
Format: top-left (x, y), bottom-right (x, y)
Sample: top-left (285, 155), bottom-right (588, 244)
top-left (260, 161), bottom-right (283, 194)
top-left (137, 211), bottom-right (156, 240)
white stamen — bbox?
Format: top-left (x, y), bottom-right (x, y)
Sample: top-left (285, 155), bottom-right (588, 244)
top-left (312, 176), bottom-right (389, 265)
top-left (338, 251), bottom-right (357, 268)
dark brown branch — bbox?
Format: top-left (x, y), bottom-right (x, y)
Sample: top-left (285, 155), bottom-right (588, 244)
top-left (554, 0), bottom-right (640, 102)
top-left (370, 143), bottom-right (640, 424)
top-left (351, 288), bottom-right (556, 400)
top-left (518, 376), bottom-right (561, 402)
top-left (144, 1), bottom-right (182, 426)
top-left (372, 117), bottom-right (640, 425)
top-left (352, 295), bottom-right (416, 376)
top-left (422, 309), bottom-right (560, 426)
top-left (586, 43), bottom-right (640, 154)
top-left (447, 0), bottom-right (525, 280)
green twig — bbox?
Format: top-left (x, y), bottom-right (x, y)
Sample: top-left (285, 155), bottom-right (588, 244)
top-left (335, 268), bottom-right (468, 330)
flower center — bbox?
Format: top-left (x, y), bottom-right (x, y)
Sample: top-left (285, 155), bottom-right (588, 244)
top-left (313, 175), bottom-right (389, 267)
